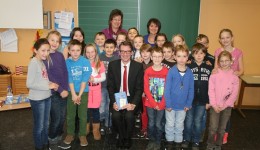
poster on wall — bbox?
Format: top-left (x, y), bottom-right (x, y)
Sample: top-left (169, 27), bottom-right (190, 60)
top-left (54, 11), bottom-right (74, 53)
top-left (0, 29), bottom-right (18, 52)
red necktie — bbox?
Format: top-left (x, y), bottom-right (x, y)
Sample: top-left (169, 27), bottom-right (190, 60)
top-left (123, 66), bottom-right (127, 93)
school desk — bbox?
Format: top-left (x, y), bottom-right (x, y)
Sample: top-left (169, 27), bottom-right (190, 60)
top-left (237, 75), bottom-right (260, 118)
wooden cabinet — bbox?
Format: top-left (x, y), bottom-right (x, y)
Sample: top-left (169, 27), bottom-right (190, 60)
top-left (0, 75), bottom-right (11, 97)
top-left (11, 75), bottom-right (28, 95)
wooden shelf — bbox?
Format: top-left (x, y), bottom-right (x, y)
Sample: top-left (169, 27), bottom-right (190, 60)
top-left (11, 74), bottom-right (28, 95)
top-left (0, 75), bottom-right (11, 97)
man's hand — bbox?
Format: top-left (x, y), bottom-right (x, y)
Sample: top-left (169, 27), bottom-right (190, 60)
top-left (125, 103), bottom-right (136, 111)
top-left (113, 102), bottom-right (119, 111)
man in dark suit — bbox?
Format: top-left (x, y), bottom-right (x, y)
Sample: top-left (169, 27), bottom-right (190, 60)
top-left (107, 41), bottom-right (144, 149)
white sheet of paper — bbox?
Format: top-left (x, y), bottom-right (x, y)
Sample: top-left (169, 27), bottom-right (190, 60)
top-left (0, 29), bottom-right (18, 52)
top-left (57, 28), bottom-right (71, 37)
top-left (0, 29), bottom-right (17, 45)
top-left (58, 11), bottom-right (73, 30)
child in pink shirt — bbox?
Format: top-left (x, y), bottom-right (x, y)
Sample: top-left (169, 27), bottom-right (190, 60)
top-left (213, 29), bottom-right (244, 144)
top-left (85, 43), bottom-right (106, 140)
top-left (214, 29), bottom-right (244, 76)
top-left (207, 51), bottom-right (239, 150)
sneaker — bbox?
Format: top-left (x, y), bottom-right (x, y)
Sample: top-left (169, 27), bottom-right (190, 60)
top-left (223, 132), bottom-right (228, 144)
top-left (181, 140), bottom-right (190, 148)
top-left (146, 141), bottom-right (155, 150)
top-left (137, 128), bottom-right (147, 138)
top-left (48, 137), bottom-right (59, 145)
top-left (48, 136), bottom-right (62, 145)
top-left (58, 142), bottom-right (71, 149)
top-left (100, 121), bottom-right (105, 135)
top-left (79, 136), bottom-right (88, 147)
top-left (100, 126), bottom-right (105, 135)
top-left (192, 142), bottom-right (199, 150)
top-left (64, 135), bottom-right (74, 144)
top-left (57, 135), bottom-right (62, 141)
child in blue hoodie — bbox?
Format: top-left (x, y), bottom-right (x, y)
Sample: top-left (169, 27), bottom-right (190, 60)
top-left (59, 39), bottom-right (92, 149)
top-left (164, 45), bottom-right (194, 150)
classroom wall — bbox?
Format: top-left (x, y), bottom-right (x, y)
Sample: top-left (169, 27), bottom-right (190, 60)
top-left (0, 0), bottom-right (78, 72)
top-left (199, 0), bottom-right (260, 106)
top-left (0, 0), bottom-right (259, 106)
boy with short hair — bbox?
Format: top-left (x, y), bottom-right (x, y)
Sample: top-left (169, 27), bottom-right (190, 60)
top-left (136, 43), bottom-right (153, 138)
top-left (60, 39), bottom-right (92, 149)
top-left (99, 39), bottom-right (119, 134)
top-left (162, 41), bottom-right (176, 69)
top-left (94, 32), bottom-right (106, 54)
top-left (164, 45), bottom-right (194, 150)
top-left (182, 43), bottom-right (213, 150)
top-left (144, 47), bottom-right (168, 150)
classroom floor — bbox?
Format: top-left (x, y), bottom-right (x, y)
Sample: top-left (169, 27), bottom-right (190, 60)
top-left (0, 109), bottom-right (259, 150)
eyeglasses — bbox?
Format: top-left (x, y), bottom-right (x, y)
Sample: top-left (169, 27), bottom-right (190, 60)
top-left (120, 50), bottom-right (132, 54)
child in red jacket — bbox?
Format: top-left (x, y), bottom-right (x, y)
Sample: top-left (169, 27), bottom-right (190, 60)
top-left (144, 47), bottom-right (168, 150)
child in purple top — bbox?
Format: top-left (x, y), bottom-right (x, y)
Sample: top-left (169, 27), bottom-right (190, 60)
top-left (44, 31), bottom-right (69, 145)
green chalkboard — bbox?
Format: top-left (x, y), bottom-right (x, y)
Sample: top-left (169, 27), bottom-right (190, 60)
top-left (78, 0), bottom-right (138, 43)
top-left (79, 0), bottom-right (200, 48)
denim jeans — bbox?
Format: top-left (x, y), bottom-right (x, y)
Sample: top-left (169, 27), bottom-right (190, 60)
top-left (66, 92), bottom-right (88, 136)
top-left (147, 107), bottom-right (164, 144)
top-left (30, 97), bottom-right (51, 149)
top-left (99, 88), bottom-right (111, 127)
top-left (201, 109), bottom-right (207, 132)
top-left (183, 104), bottom-right (205, 143)
top-left (207, 107), bottom-right (232, 147)
top-left (165, 110), bottom-right (186, 143)
top-left (87, 108), bottom-right (100, 123)
top-left (49, 92), bottom-right (67, 139)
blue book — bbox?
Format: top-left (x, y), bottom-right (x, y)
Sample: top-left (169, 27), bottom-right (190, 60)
top-left (114, 92), bottom-right (128, 110)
